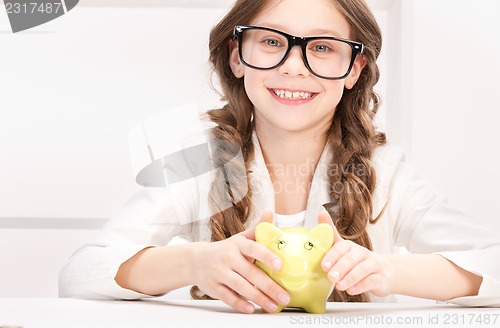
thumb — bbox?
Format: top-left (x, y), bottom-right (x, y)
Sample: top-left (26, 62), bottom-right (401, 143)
top-left (318, 208), bottom-right (344, 243)
top-left (240, 209), bottom-right (274, 240)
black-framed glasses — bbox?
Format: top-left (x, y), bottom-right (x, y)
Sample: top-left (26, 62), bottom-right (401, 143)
top-left (233, 25), bottom-right (364, 80)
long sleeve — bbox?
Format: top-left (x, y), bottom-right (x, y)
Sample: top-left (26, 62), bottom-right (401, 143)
top-left (58, 187), bottom-right (194, 300)
top-left (390, 156), bottom-right (500, 307)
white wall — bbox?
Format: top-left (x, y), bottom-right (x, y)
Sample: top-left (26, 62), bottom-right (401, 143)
top-left (0, 5), bottom-right (229, 220)
top-left (401, 0), bottom-right (500, 233)
top-left (1, 0), bottom-right (499, 298)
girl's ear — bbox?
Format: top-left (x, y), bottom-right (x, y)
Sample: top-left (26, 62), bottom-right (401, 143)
top-left (345, 55), bottom-right (367, 90)
top-left (255, 222), bottom-right (283, 245)
top-left (229, 40), bottom-right (245, 78)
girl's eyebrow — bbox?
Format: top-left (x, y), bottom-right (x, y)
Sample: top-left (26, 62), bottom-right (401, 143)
top-left (310, 29), bottom-right (345, 38)
top-left (254, 22), bottom-right (345, 38)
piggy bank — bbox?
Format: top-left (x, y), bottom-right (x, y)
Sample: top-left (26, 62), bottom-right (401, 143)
top-left (255, 222), bottom-right (334, 314)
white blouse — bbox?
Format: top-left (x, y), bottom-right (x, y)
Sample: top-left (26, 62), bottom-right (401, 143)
top-left (274, 211), bottom-right (306, 228)
top-left (58, 133), bottom-right (500, 307)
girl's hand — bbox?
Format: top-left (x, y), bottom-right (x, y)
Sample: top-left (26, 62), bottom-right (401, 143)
top-left (189, 210), bottom-right (290, 314)
top-left (318, 209), bottom-right (395, 297)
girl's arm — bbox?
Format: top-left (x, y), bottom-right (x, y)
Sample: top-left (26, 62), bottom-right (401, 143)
top-left (114, 212), bottom-right (291, 314)
top-left (361, 146), bottom-right (500, 305)
top-left (114, 244), bottom-right (195, 296)
top-left (318, 210), bottom-right (482, 301)
top-left (386, 253), bottom-right (482, 300)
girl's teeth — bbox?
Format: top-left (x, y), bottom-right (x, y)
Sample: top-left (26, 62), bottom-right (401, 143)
top-left (273, 89), bottom-right (312, 99)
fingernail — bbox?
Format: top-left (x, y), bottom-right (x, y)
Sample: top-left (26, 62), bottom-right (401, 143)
top-left (266, 301), bottom-right (278, 312)
top-left (279, 293), bottom-right (290, 305)
top-left (329, 271), bottom-right (340, 282)
top-left (323, 261), bottom-right (332, 270)
top-left (272, 258), bottom-right (282, 270)
top-left (245, 304), bottom-right (255, 313)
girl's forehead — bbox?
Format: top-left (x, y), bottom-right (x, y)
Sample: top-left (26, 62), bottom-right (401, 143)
top-left (249, 0), bottom-right (352, 39)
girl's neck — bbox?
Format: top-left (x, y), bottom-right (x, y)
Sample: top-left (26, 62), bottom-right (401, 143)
top-left (255, 124), bottom-right (329, 214)
top-left (255, 125), bottom-right (328, 167)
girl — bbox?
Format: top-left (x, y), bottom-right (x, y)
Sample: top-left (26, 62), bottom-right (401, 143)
top-left (59, 0), bottom-right (500, 313)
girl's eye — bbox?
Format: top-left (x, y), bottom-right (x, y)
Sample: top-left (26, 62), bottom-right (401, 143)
top-left (304, 241), bottom-right (314, 250)
top-left (313, 44), bottom-right (330, 53)
top-left (277, 240), bottom-right (286, 250)
top-left (264, 38), bottom-right (282, 47)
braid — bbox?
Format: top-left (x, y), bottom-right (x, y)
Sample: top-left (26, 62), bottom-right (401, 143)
top-left (326, 93), bottom-right (384, 303)
top-left (207, 106), bottom-right (255, 241)
top-left (190, 103), bottom-right (255, 299)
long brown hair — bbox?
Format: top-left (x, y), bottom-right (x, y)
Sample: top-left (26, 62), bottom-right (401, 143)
top-left (190, 0), bottom-right (386, 303)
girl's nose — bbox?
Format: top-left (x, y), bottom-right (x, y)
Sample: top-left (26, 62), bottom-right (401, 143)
top-left (277, 47), bottom-right (311, 78)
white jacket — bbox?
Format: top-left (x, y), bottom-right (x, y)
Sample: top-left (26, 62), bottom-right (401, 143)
top-left (59, 133), bottom-right (500, 307)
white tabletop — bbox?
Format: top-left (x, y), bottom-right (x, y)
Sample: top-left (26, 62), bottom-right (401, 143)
top-left (0, 298), bottom-right (499, 328)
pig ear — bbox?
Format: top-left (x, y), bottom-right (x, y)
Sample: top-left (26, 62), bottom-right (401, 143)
top-left (255, 222), bottom-right (283, 244)
top-left (309, 223), bottom-right (334, 250)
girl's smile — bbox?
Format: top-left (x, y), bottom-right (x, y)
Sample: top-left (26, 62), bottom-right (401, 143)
top-left (268, 88), bottom-right (318, 105)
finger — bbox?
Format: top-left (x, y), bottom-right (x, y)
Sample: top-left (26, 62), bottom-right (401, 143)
top-left (317, 208), bottom-right (343, 242)
top-left (232, 259), bottom-right (289, 310)
top-left (211, 284), bottom-right (257, 314)
top-left (240, 209), bottom-right (274, 240)
top-left (222, 270), bottom-right (280, 313)
top-left (239, 237), bottom-right (282, 271)
top-left (335, 258), bottom-right (374, 291)
top-left (345, 274), bottom-right (380, 296)
top-left (328, 247), bottom-right (368, 285)
top-left (322, 240), bottom-right (353, 272)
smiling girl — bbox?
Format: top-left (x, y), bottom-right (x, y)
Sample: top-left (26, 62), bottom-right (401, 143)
top-left (59, 0), bottom-right (500, 313)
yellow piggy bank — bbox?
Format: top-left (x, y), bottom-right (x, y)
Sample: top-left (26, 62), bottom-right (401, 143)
top-left (255, 222), bottom-right (334, 314)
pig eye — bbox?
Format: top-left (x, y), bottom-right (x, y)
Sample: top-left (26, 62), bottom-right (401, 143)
top-left (277, 240), bottom-right (286, 250)
top-left (304, 241), bottom-right (314, 250)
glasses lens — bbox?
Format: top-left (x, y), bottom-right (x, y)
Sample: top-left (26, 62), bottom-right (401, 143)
top-left (240, 27), bottom-right (355, 79)
top-left (240, 28), bottom-right (289, 69)
top-left (305, 39), bottom-right (353, 79)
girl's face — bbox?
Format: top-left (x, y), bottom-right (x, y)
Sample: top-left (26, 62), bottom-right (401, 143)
top-left (230, 0), bottom-right (366, 138)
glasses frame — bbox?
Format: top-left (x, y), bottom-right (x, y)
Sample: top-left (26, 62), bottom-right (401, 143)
top-left (233, 25), bottom-right (364, 80)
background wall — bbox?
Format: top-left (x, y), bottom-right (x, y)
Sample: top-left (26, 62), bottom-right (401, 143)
top-left (406, 0), bottom-right (500, 235)
top-left (1, 0), bottom-right (499, 299)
